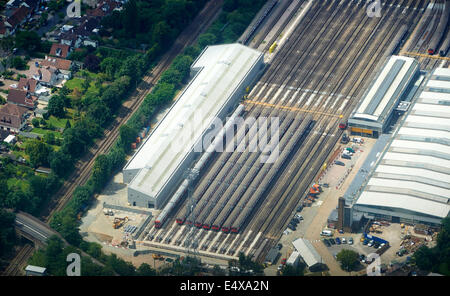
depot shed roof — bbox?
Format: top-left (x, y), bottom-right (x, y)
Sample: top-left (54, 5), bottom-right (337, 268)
top-left (354, 67), bottom-right (450, 221)
top-left (124, 43), bottom-right (263, 199)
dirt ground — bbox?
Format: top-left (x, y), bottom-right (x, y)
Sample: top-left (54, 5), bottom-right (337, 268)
top-left (268, 136), bottom-right (378, 275)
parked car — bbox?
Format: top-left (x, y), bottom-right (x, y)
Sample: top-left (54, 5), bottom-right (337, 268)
top-left (341, 153), bottom-right (351, 160)
top-left (281, 258), bottom-right (287, 265)
top-left (374, 242), bottom-right (380, 249)
top-left (277, 243), bottom-right (283, 250)
top-left (295, 214), bottom-right (303, 220)
top-left (379, 243), bottom-right (385, 249)
top-left (288, 224), bottom-right (296, 231)
top-left (342, 238), bottom-right (347, 244)
top-left (334, 160), bottom-right (345, 166)
top-left (329, 239), bottom-right (336, 245)
top-left (363, 239), bottom-right (369, 245)
top-left (336, 238), bottom-right (341, 245)
top-left (368, 240), bottom-right (374, 247)
top-left (323, 239), bottom-right (331, 247)
top-left (277, 264), bottom-right (283, 271)
top-left (338, 229), bottom-right (344, 234)
top-left (292, 218), bottom-right (300, 224)
top-left (359, 254), bottom-right (366, 263)
top-left (296, 205), bottom-right (303, 212)
top-left (348, 238), bottom-right (354, 245)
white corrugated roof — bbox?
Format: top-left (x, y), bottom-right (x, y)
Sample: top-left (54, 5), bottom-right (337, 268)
top-left (125, 44), bottom-right (262, 199)
top-left (292, 238), bottom-right (322, 267)
top-left (354, 68), bottom-right (450, 221)
top-left (355, 191), bottom-right (450, 218)
top-left (354, 55), bottom-right (418, 120)
top-left (375, 164), bottom-right (450, 184)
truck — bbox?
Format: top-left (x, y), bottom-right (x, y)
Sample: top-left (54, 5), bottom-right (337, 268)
top-left (321, 230), bottom-right (333, 237)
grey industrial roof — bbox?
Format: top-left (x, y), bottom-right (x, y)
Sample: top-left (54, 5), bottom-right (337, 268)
top-left (351, 55), bottom-right (419, 123)
top-left (354, 67), bottom-right (450, 220)
top-left (292, 238), bottom-right (322, 268)
top-left (124, 43), bottom-right (263, 199)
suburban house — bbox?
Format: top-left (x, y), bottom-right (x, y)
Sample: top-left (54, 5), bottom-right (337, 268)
top-left (87, 0), bottom-right (121, 18)
top-left (59, 31), bottom-right (82, 48)
top-left (3, 5), bottom-right (31, 35)
top-left (41, 56), bottom-right (73, 79)
top-left (0, 103), bottom-right (28, 133)
top-left (30, 64), bottom-right (59, 87)
top-left (17, 77), bottom-right (38, 94)
top-left (7, 88), bottom-right (36, 109)
top-left (49, 43), bottom-right (71, 59)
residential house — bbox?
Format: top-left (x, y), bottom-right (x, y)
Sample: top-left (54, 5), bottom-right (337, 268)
top-left (30, 64), bottom-right (58, 87)
top-left (7, 88), bottom-right (36, 109)
top-left (3, 5), bottom-right (31, 35)
top-left (41, 56), bottom-right (73, 79)
top-left (17, 77), bottom-right (38, 94)
top-left (0, 103), bottom-right (28, 133)
top-left (59, 30), bottom-right (82, 48)
top-left (49, 43), bottom-right (71, 59)
top-left (87, 0), bottom-right (120, 18)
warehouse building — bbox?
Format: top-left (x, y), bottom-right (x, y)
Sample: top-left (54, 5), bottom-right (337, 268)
top-left (292, 238), bottom-right (323, 271)
top-left (348, 55), bottom-right (420, 137)
top-left (123, 43), bottom-right (264, 209)
top-left (351, 67), bottom-right (450, 226)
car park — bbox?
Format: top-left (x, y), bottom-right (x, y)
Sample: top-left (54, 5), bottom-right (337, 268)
top-left (348, 238), bottom-right (354, 245)
top-left (368, 240), bottom-right (374, 247)
top-left (334, 160), bottom-right (345, 166)
top-left (335, 238), bottom-right (341, 245)
top-left (323, 239), bottom-right (331, 247)
top-left (329, 239), bottom-right (336, 245)
top-left (341, 238), bottom-right (346, 244)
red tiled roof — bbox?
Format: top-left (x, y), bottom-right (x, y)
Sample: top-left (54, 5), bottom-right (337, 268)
top-left (41, 57), bottom-right (72, 71)
top-left (18, 78), bottom-right (38, 93)
top-left (0, 103), bottom-right (27, 129)
top-left (49, 43), bottom-right (70, 58)
top-left (7, 88), bottom-right (34, 108)
top-left (6, 6), bottom-right (30, 28)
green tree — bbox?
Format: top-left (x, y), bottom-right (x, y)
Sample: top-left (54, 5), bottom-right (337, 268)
top-left (47, 94), bottom-right (66, 118)
top-left (336, 249), bottom-right (359, 272)
top-left (197, 33), bottom-right (217, 49)
top-left (280, 263), bottom-right (305, 276)
top-left (49, 150), bottom-right (73, 178)
top-left (137, 263), bottom-right (156, 276)
top-left (32, 118), bottom-right (40, 127)
top-left (0, 209), bottom-right (16, 258)
top-left (25, 140), bottom-right (52, 167)
top-left (15, 31), bottom-right (42, 53)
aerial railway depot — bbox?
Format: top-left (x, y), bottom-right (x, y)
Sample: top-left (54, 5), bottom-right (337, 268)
top-left (78, 0), bottom-right (450, 275)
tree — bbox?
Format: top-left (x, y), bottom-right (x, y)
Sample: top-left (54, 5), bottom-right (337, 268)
top-left (15, 31), bottom-right (42, 53)
top-left (0, 209), bottom-right (16, 258)
top-left (197, 33), bottom-right (217, 49)
top-left (25, 140), bottom-right (52, 167)
top-left (280, 263), bottom-right (305, 276)
top-left (47, 94), bottom-right (66, 118)
top-left (90, 154), bottom-right (112, 193)
top-left (137, 263), bottom-right (156, 276)
top-left (65, 119), bottom-right (71, 129)
top-left (119, 124), bottom-right (137, 152)
top-left (32, 118), bottom-right (40, 127)
top-left (11, 56), bottom-right (27, 70)
top-left (49, 150), bottom-right (73, 178)
top-left (336, 249), bottom-right (359, 272)
top-left (84, 54), bottom-right (101, 72)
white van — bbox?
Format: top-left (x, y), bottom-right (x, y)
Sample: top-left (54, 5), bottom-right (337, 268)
top-left (321, 230), bottom-right (333, 237)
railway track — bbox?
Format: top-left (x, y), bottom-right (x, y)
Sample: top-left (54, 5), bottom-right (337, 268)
top-left (4, 0), bottom-right (224, 276)
top-left (3, 244), bottom-right (34, 276)
top-left (142, 0), bottom-right (431, 262)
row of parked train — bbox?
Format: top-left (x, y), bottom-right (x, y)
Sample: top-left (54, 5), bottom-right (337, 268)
top-left (427, 0), bottom-right (450, 56)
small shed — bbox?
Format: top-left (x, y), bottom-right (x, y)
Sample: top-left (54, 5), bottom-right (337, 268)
top-left (25, 265), bottom-right (46, 276)
top-left (3, 135), bottom-right (16, 144)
